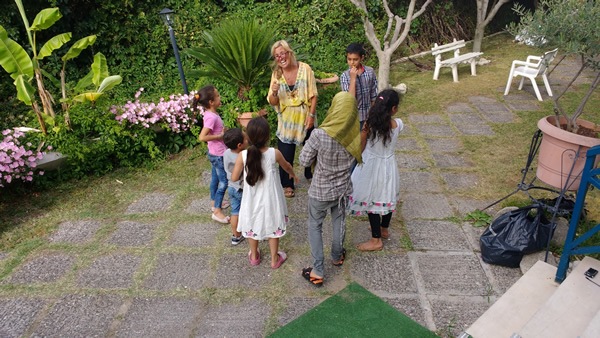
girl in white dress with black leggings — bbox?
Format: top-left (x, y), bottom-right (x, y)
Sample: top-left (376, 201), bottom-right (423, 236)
top-left (349, 89), bottom-right (403, 251)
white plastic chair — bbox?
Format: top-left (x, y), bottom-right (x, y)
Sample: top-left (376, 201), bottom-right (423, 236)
top-left (504, 48), bottom-right (558, 101)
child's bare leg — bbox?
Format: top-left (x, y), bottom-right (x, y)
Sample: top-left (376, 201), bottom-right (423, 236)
top-left (249, 238), bottom-right (260, 261)
top-left (230, 215), bottom-right (241, 237)
top-left (268, 237), bottom-right (280, 266)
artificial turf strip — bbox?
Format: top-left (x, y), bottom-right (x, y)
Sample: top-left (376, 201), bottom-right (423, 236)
top-left (269, 282), bottom-right (439, 338)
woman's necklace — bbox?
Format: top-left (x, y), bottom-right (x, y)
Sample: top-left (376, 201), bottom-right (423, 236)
top-left (282, 66), bottom-right (298, 85)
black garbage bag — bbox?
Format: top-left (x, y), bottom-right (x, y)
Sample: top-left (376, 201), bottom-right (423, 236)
top-left (480, 204), bottom-right (556, 268)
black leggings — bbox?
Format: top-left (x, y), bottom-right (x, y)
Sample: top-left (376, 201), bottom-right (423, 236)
top-left (368, 213), bottom-right (392, 238)
top-left (277, 127), bottom-right (313, 189)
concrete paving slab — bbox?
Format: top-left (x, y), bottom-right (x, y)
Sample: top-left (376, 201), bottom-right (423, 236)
top-left (116, 297), bottom-right (202, 338)
top-left (429, 295), bottom-right (492, 337)
top-left (382, 295), bottom-right (429, 328)
top-left (32, 294), bottom-right (122, 337)
top-left (396, 137), bottom-right (422, 152)
top-left (448, 197), bottom-right (493, 217)
top-left (277, 296), bottom-right (323, 326)
top-left (125, 192), bottom-right (175, 214)
top-left (194, 299), bottom-right (270, 337)
top-left (411, 252), bottom-right (490, 295)
top-left (107, 221), bottom-right (159, 247)
top-left (406, 220), bottom-right (471, 251)
top-left (483, 260), bottom-right (524, 295)
top-left (5, 252), bottom-right (75, 284)
top-left (401, 193), bottom-right (454, 219)
top-left (433, 153), bottom-right (473, 168)
top-left (448, 113), bottom-right (487, 126)
top-left (288, 252), bottom-right (346, 292)
top-left (48, 220), bottom-right (103, 244)
top-left (415, 124), bottom-right (457, 137)
top-left (286, 192), bottom-right (309, 216)
top-left (480, 110), bottom-right (516, 123)
top-left (214, 252), bottom-right (280, 290)
top-left (185, 197), bottom-right (212, 215)
top-left (396, 152), bottom-right (430, 170)
top-left (350, 253), bottom-right (418, 294)
top-left (462, 223), bottom-right (486, 252)
top-left (0, 297), bottom-right (47, 336)
top-left (473, 102), bottom-right (510, 114)
top-left (408, 114), bottom-right (446, 124)
top-left (142, 253), bottom-right (211, 291)
top-left (468, 96), bottom-right (496, 104)
top-left (446, 102), bottom-right (476, 113)
top-left (425, 138), bottom-right (463, 153)
top-left (167, 222), bottom-right (220, 248)
top-left (278, 216), bottom-right (314, 246)
top-left (76, 253), bottom-right (142, 289)
top-left (441, 172), bottom-right (479, 191)
top-left (351, 225), bottom-right (403, 251)
top-left (502, 92), bottom-right (537, 101)
top-left (399, 171), bottom-right (442, 193)
top-left (454, 123), bottom-right (495, 136)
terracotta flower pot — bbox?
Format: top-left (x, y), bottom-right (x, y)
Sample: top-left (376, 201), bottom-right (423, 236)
top-left (237, 109), bottom-right (267, 128)
top-left (536, 115), bottom-right (600, 190)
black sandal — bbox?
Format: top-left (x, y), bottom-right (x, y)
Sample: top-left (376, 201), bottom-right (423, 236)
top-left (332, 249), bottom-right (346, 266)
top-left (301, 267), bottom-right (323, 287)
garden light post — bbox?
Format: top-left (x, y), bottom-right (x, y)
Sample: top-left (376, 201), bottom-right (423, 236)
top-left (159, 8), bottom-right (188, 94)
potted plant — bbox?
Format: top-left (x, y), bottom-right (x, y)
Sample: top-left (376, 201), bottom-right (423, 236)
top-left (184, 18), bottom-right (275, 127)
top-left (508, 0), bottom-right (600, 190)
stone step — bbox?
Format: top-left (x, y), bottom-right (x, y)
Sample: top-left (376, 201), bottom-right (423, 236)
top-left (464, 260), bottom-right (558, 338)
top-left (515, 256), bottom-right (600, 337)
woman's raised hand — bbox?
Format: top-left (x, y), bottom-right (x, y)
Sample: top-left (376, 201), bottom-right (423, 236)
top-left (271, 81), bottom-right (280, 94)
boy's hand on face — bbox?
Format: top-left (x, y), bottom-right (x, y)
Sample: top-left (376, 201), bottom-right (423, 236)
top-left (349, 66), bottom-right (359, 79)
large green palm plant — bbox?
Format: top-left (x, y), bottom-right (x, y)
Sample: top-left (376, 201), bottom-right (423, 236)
top-left (184, 18), bottom-right (276, 101)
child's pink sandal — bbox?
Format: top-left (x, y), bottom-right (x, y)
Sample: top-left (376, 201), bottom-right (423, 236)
top-left (248, 248), bottom-right (261, 266)
top-left (271, 251), bottom-right (287, 269)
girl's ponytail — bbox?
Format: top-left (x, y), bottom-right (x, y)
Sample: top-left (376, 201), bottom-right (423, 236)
top-left (244, 117), bottom-right (271, 186)
top-left (365, 89), bottom-right (400, 146)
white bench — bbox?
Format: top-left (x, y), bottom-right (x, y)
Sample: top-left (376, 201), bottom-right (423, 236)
top-left (432, 39), bottom-right (483, 82)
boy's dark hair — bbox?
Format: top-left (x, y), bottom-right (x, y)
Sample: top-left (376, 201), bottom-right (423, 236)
top-left (346, 43), bottom-right (366, 57)
top-left (223, 128), bottom-right (244, 150)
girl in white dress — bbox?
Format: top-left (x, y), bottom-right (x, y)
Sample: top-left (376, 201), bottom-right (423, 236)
top-left (349, 89), bottom-right (403, 251)
top-left (232, 117), bottom-right (298, 268)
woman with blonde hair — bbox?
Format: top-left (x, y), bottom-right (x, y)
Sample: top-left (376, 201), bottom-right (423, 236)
top-left (267, 40), bottom-right (318, 198)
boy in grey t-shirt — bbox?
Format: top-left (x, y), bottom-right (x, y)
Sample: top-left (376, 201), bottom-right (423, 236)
top-left (223, 128), bottom-right (248, 245)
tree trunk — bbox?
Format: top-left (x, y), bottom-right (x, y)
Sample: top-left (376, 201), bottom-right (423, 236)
top-left (377, 51), bottom-right (392, 92)
top-left (473, 24), bottom-right (485, 53)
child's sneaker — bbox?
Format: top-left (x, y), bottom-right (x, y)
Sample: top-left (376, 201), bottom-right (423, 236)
top-left (231, 235), bottom-right (245, 246)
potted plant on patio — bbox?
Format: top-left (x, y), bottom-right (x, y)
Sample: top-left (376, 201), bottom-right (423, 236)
top-left (184, 18), bottom-right (275, 128)
top-left (508, 0), bottom-right (600, 190)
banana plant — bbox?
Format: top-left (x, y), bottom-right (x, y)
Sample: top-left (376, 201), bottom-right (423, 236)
top-left (69, 52), bottom-right (122, 105)
top-left (0, 2), bottom-right (101, 134)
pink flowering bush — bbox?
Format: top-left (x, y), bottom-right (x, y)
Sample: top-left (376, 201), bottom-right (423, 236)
top-left (0, 129), bottom-right (47, 187)
top-left (110, 88), bottom-right (199, 133)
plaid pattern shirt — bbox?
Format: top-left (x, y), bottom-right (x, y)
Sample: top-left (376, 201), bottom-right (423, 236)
top-left (299, 129), bottom-right (355, 201)
top-left (340, 65), bottom-right (378, 122)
